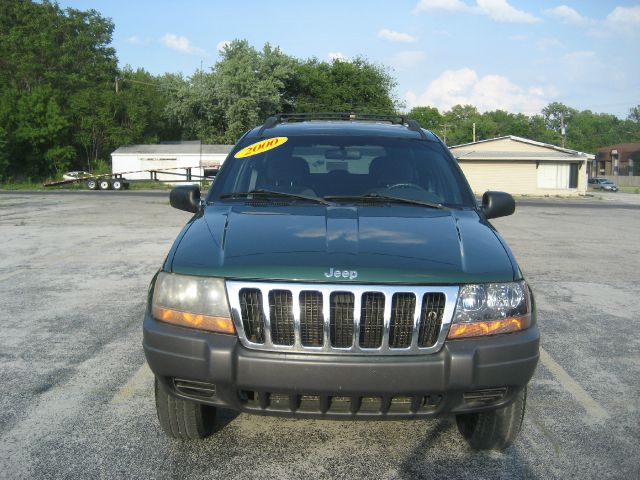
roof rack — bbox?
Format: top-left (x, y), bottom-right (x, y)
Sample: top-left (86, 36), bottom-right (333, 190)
top-left (258, 112), bottom-right (427, 139)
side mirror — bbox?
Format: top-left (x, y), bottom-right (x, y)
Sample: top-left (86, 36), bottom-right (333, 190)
top-left (481, 191), bottom-right (515, 219)
top-left (170, 185), bottom-right (201, 213)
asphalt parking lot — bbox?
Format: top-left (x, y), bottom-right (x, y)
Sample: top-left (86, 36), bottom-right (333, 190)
top-left (0, 191), bottom-right (638, 479)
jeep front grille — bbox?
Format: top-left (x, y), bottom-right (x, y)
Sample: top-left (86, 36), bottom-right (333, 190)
top-left (227, 282), bottom-right (458, 355)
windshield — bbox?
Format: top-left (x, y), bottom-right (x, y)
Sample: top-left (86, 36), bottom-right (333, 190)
top-left (208, 135), bottom-right (475, 208)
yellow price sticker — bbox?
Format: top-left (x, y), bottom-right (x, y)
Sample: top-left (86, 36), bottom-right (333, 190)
top-left (234, 137), bottom-right (288, 158)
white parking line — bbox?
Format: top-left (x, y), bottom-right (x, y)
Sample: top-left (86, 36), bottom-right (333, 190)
top-left (539, 347), bottom-right (609, 423)
top-left (111, 362), bottom-right (153, 404)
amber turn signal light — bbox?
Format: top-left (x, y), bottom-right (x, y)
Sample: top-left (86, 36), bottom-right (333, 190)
top-left (447, 314), bottom-right (530, 339)
top-left (152, 305), bottom-right (235, 334)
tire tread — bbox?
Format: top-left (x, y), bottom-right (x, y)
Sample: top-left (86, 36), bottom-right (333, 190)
top-left (154, 377), bottom-right (216, 440)
top-left (456, 386), bottom-right (527, 450)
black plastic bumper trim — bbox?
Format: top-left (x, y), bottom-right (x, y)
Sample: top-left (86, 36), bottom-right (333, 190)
top-left (143, 312), bottom-right (539, 418)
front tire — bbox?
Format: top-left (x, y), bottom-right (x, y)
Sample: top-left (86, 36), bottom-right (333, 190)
top-left (456, 386), bottom-right (527, 450)
top-left (154, 377), bottom-right (216, 440)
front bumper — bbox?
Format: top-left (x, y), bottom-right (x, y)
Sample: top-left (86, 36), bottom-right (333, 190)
top-left (143, 312), bottom-right (539, 419)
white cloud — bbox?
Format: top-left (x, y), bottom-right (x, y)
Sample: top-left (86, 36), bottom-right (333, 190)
top-left (160, 34), bottom-right (206, 56)
top-left (126, 35), bottom-right (151, 46)
top-left (405, 68), bottom-right (547, 114)
top-left (391, 50), bottom-right (426, 69)
top-left (414, 0), bottom-right (540, 23)
top-left (216, 40), bottom-right (231, 53)
top-left (604, 5), bottom-right (640, 35)
top-left (564, 50), bottom-right (596, 61)
top-left (528, 86), bottom-right (545, 97)
top-left (413, 0), bottom-right (469, 13)
top-left (545, 5), bottom-right (589, 25)
top-left (562, 51), bottom-right (601, 83)
top-left (536, 37), bottom-right (563, 51)
top-left (378, 29), bottom-right (417, 43)
top-left (475, 0), bottom-right (540, 24)
top-left (328, 52), bottom-right (349, 61)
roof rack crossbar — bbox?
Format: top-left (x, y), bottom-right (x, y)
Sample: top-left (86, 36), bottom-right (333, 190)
top-left (277, 112), bottom-right (405, 123)
top-left (258, 112), bottom-right (427, 138)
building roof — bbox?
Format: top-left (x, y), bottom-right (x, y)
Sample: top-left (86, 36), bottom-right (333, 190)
top-left (112, 143), bottom-right (234, 155)
top-left (596, 143), bottom-right (640, 154)
top-left (450, 135), bottom-right (594, 161)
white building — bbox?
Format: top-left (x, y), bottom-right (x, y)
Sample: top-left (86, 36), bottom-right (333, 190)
top-left (450, 136), bottom-right (593, 196)
top-left (111, 141), bottom-right (234, 183)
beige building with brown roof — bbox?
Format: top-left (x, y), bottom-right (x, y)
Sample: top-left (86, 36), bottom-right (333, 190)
top-left (450, 136), bottom-right (593, 196)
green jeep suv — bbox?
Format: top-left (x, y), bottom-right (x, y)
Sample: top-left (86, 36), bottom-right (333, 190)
top-left (143, 113), bottom-right (539, 450)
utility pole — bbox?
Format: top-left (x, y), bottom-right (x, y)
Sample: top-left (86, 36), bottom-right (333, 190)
top-left (443, 124), bottom-right (448, 144)
top-left (115, 76), bottom-right (119, 94)
top-left (472, 122), bottom-right (476, 143)
top-left (560, 113), bottom-right (566, 148)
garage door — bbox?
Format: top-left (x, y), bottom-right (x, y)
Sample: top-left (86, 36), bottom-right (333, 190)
top-left (537, 163), bottom-right (570, 189)
top-left (459, 162), bottom-right (536, 195)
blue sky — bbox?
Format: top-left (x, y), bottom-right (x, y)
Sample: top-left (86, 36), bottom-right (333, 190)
top-left (58, 0), bottom-right (640, 118)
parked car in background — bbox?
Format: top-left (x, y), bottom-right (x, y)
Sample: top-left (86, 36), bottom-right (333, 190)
top-left (588, 177), bottom-right (619, 192)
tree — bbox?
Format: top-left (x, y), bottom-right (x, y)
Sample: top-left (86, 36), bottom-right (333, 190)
top-left (482, 110), bottom-right (530, 138)
top-left (291, 57), bottom-right (397, 114)
top-left (214, 40), bottom-right (297, 142)
top-left (408, 106), bottom-right (442, 131)
top-left (13, 86), bottom-right (71, 177)
top-left (627, 105), bottom-right (640, 124)
top-left (0, 0), bottom-right (117, 178)
top-left (2, 2), bottom-right (638, 181)
top-left (441, 105), bottom-right (481, 145)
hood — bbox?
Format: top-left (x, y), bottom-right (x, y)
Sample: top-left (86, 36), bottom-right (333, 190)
top-left (169, 204), bottom-right (517, 284)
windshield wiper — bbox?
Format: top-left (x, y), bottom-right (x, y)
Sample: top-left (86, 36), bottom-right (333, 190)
top-left (324, 193), bottom-right (444, 209)
top-left (220, 189), bottom-right (331, 205)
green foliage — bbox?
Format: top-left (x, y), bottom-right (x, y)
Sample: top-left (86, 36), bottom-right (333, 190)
top-left (161, 41), bottom-right (399, 144)
top-left (44, 146), bottom-right (75, 176)
top-left (407, 106), bottom-right (442, 131)
top-left (215, 40), bottom-right (297, 142)
top-left (0, 0), bottom-right (177, 179)
top-left (406, 102), bottom-right (640, 151)
top-left (291, 57), bottom-right (397, 114)
top-left (0, 1), bottom-right (638, 181)
top-left (93, 158), bottom-right (110, 175)
top-left (161, 72), bottom-right (223, 143)
top-left (0, 0), bottom-right (116, 178)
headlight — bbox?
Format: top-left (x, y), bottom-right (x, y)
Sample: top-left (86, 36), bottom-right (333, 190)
top-left (151, 272), bottom-right (235, 334)
top-left (448, 281), bottom-right (531, 339)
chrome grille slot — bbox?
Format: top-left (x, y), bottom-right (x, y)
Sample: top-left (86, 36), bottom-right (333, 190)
top-left (269, 290), bottom-right (294, 345)
top-left (359, 292), bottom-right (385, 348)
top-left (330, 292), bottom-right (354, 348)
top-left (239, 289), bottom-right (265, 343)
top-left (226, 282), bottom-right (458, 355)
top-left (300, 291), bottom-right (323, 346)
top-left (419, 292), bottom-right (446, 347)
top-left (389, 293), bottom-right (416, 348)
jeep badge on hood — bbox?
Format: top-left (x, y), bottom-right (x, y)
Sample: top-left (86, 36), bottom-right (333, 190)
top-left (324, 268), bottom-right (358, 280)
